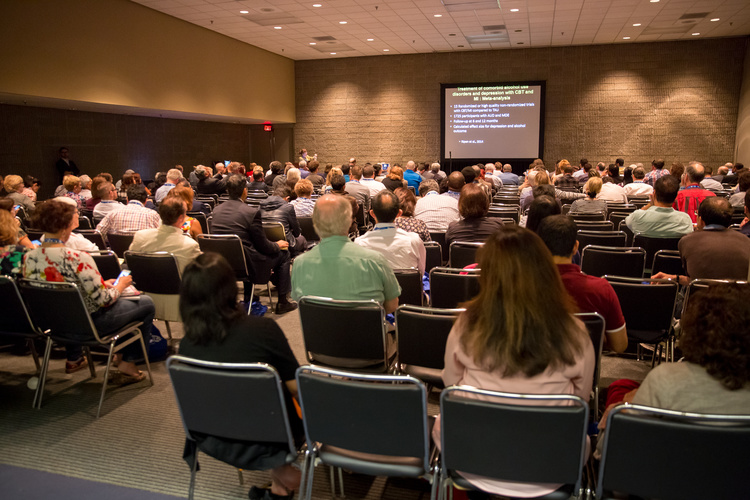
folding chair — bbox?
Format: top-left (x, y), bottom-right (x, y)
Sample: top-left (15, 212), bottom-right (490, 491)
top-left (576, 312), bottom-right (605, 419)
top-left (597, 405), bottom-right (750, 500)
top-left (608, 212), bottom-right (631, 233)
top-left (0, 276), bottom-right (46, 377)
top-left (186, 212), bottom-right (208, 234)
top-left (298, 216), bottom-right (319, 243)
top-left (626, 196), bottom-right (650, 208)
top-left (168, 356), bottom-right (300, 500)
top-left (424, 241), bottom-right (443, 272)
top-left (107, 231), bottom-right (135, 259)
top-left (573, 220), bottom-right (614, 231)
top-left (429, 231), bottom-right (449, 263)
top-left (88, 250), bottom-right (122, 281)
top-left (124, 251), bottom-right (182, 339)
top-left (262, 221), bottom-right (287, 242)
top-left (580, 246), bottom-right (646, 278)
top-left (298, 296), bottom-right (392, 372)
top-left (296, 366), bottom-right (436, 500)
top-left (439, 387), bottom-right (589, 500)
top-left (393, 268), bottom-right (424, 306)
top-left (632, 233), bottom-right (682, 273)
top-left (488, 205), bottom-right (520, 223)
top-left (19, 279), bottom-right (152, 417)
top-left (429, 267), bottom-right (480, 309)
top-left (605, 203), bottom-right (636, 218)
top-left (395, 305), bottom-right (463, 386)
top-left (652, 249), bottom-right (684, 276)
top-left (448, 241), bottom-right (483, 268)
top-left (576, 230), bottom-right (627, 249)
top-left (77, 215), bottom-right (93, 229)
top-left (74, 229), bottom-right (106, 250)
top-left (569, 211), bottom-right (606, 222)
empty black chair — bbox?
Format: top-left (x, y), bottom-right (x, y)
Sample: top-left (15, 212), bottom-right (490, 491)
top-left (580, 246), bottom-right (646, 279)
top-left (681, 278), bottom-right (750, 319)
top-left (652, 249), bottom-right (683, 276)
top-left (632, 233), bottom-right (682, 271)
top-left (429, 267), bottom-right (480, 308)
top-left (395, 305), bottom-right (462, 386)
top-left (597, 405), bottom-right (750, 500)
top-left (488, 205), bottom-right (520, 223)
top-left (186, 212), bottom-right (208, 234)
top-left (576, 230), bottom-right (627, 249)
top-left (168, 356), bottom-right (299, 500)
top-left (424, 241), bottom-right (442, 271)
top-left (605, 203), bottom-right (636, 218)
top-left (429, 231), bottom-right (449, 263)
top-left (88, 250), bottom-right (122, 281)
top-left (627, 196), bottom-right (650, 208)
top-left (573, 220), bottom-right (614, 231)
top-left (449, 241), bottom-right (483, 268)
top-left (297, 216), bottom-right (319, 243)
top-left (439, 387), bottom-right (588, 500)
top-left (107, 231), bottom-right (135, 259)
top-left (393, 268), bottom-right (424, 306)
top-left (569, 211), bottom-right (606, 222)
top-left (124, 251), bottom-right (182, 339)
top-left (576, 312), bottom-right (605, 419)
top-left (195, 195), bottom-right (216, 210)
top-left (296, 366), bottom-right (435, 500)
top-left (298, 296), bottom-right (392, 372)
top-left (0, 276), bottom-right (46, 376)
top-left (608, 212), bottom-right (631, 232)
top-left (618, 219), bottom-right (635, 245)
top-left (74, 229), bottom-right (106, 250)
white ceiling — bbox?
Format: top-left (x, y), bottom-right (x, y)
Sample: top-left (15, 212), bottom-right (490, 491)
top-left (131, 0), bottom-right (750, 60)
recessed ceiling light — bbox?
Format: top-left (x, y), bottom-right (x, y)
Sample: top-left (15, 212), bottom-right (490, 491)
top-left (240, 10), bottom-right (248, 14)
top-left (367, 38), bottom-right (374, 41)
top-left (649, 0), bottom-right (659, 3)
top-left (517, 42), bottom-right (524, 45)
top-left (309, 42), bottom-right (316, 45)
top-left (434, 14), bottom-right (442, 18)
top-left (692, 32), bottom-right (700, 36)
top-left (458, 45), bottom-right (464, 47)
top-left (330, 52), bottom-right (336, 55)
top-left (449, 33), bottom-right (456, 36)
top-left (339, 21), bottom-right (347, 24)
top-left (274, 26), bottom-right (282, 29)
top-left (510, 8), bottom-right (519, 12)
top-left (633, 23), bottom-right (641, 27)
top-left (383, 49), bottom-right (389, 51)
top-left (623, 36), bottom-right (631, 40)
top-left (313, 3), bottom-right (322, 7)
top-left (711, 18), bottom-right (720, 22)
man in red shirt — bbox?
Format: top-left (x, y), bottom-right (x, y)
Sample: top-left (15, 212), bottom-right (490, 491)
top-left (537, 215), bottom-right (628, 353)
top-left (674, 162), bottom-right (716, 224)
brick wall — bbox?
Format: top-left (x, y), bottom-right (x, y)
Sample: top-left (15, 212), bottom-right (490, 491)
top-left (295, 37), bottom-right (748, 170)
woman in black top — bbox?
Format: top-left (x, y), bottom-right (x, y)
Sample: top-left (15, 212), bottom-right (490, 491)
top-left (179, 253), bottom-right (301, 500)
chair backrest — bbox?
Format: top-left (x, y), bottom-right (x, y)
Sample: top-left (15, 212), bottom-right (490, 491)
top-left (573, 220), bottom-right (614, 231)
top-left (424, 241), bottom-right (442, 272)
top-left (575, 312), bottom-right (605, 413)
top-left (598, 404), bottom-right (750, 500)
top-left (632, 234), bottom-right (682, 270)
top-left (107, 231), bottom-right (135, 259)
top-left (449, 241), bottom-right (483, 268)
top-left (576, 230), bottom-right (627, 249)
top-left (488, 206), bottom-right (520, 222)
top-left (298, 296), bottom-right (389, 370)
top-left (195, 195), bottom-right (216, 210)
top-left (580, 246), bottom-right (646, 278)
top-left (429, 231), bottom-right (449, 262)
top-left (19, 279), bottom-right (103, 343)
top-left (429, 267), bottom-right (481, 308)
top-left (440, 386), bottom-right (588, 489)
top-left (627, 196), bottom-right (650, 207)
top-left (195, 234), bottom-right (249, 279)
top-left (26, 229), bottom-right (44, 242)
top-left (393, 268), bottom-right (423, 306)
top-left (262, 221), bottom-right (286, 242)
top-left (296, 366), bottom-right (429, 469)
top-left (168, 356), bottom-right (296, 452)
top-left (78, 215), bottom-right (93, 230)
top-left (88, 250), bottom-right (122, 281)
top-left (395, 305), bottom-right (462, 379)
top-left (186, 212), bottom-right (208, 234)
top-left (605, 204), bottom-right (636, 218)
top-left (608, 212), bottom-right (630, 231)
top-left (604, 276), bottom-right (678, 342)
top-left (297, 216), bottom-right (319, 242)
top-left (74, 229), bottom-right (106, 250)
top-left (570, 211), bottom-right (606, 222)
top-left (561, 203), bottom-right (572, 215)
top-left (652, 249), bottom-right (684, 276)
top-left (682, 278), bottom-right (749, 318)
top-left (124, 251), bottom-right (182, 294)
top-left (0, 276), bottom-right (38, 337)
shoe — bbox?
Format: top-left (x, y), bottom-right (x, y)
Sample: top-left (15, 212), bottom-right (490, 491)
top-left (109, 371), bottom-right (146, 386)
top-left (249, 486), bottom-right (293, 500)
top-left (275, 301), bottom-right (298, 315)
top-left (65, 357), bottom-right (89, 374)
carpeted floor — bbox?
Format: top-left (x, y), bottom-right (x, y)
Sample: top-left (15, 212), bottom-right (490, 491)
top-left (0, 303), bottom-right (653, 500)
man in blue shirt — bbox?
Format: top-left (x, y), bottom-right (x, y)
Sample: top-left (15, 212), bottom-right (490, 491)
top-left (403, 161), bottom-right (423, 190)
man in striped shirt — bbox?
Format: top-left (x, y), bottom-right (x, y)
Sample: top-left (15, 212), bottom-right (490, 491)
top-left (96, 185), bottom-right (161, 242)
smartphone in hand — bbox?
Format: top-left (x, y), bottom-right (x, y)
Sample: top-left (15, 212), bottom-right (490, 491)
top-left (114, 269), bottom-right (131, 286)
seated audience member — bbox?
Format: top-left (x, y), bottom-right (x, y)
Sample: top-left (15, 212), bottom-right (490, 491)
top-left (700, 165), bottom-right (723, 191)
top-left (291, 194), bottom-right (401, 312)
top-left (723, 162), bottom-right (745, 187)
top-left (674, 162), bottom-right (716, 223)
top-left (43, 197), bottom-right (99, 252)
top-left (24, 200), bottom-right (154, 382)
top-left (669, 161), bottom-right (685, 182)
top-left (178, 253), bottom-right (303, 500)
top-left (260, 186), bottom-right (306, 257)
top-left (22, 175), bottom-right (41, 202)
top-left (210, 175), bottom-right (296, 314)
top-left (432, 226), bottom-right (594, 498)
top-left (537, 215), bottom-right (628, 352)
top-left (520, 169), bottom-right (546, 211)
top-left (423, 162), bottom-right (447, 183)
top-left (345, 165), bottom-right (371, 212)
top-left (383, 166), bottom-right (408, 192)
top-left (622, 166), bottom-right (653, 197)
top-left (323, 167), bottom-right (344, 194)
top-left (129, 197), bottom-right (202, 272)
top-left (93, 181), bottom-right (124, 219)
top-left (653, 197), bottom-right (750, 285)
top-left (621, 165), bottom-right (634, 186)
top-left (4, 174), bottom-right (36, 212)
top-left (78, 175), bottom-right (92, 201)
top-left (164, 186), bottom-right (203, 239)
top-left (625, 175), bottom-right (693, 237)
top-left (247, 166), bottom-right (270, 193)
top-left (498, 163), bottom-right (519, 186)
top-left (644, 159), bottom-right (669, 186)
top-left (446, 183), bottom-right (504, 248)
top-left (0, 199), bottom-right (33, 248)
top-left (118, 171), bottom-right (135, 200)
top-left (394, 187), bottom-right (431, 242)
top-left (554, 161), bottom-right (577, 188)
top-left (0, 209), bottom-right (29, 278)
top-left (290, 179), bottom-right (316, 218)
top-left (609, 162), bottom-right (624, 184)
top-left (328, 173), bottom-right (347, 195)
top-left (355, 190), bottom-right (426, 275)
top-left (483, 163), bottom-right (503, 189)
top-left (275, 167), bottom-right (300, 192)
top-left (741, 191), bottom-right (750, 238)
top-left (525, 194), bottom-right (561, 232)
top-left (414, 178), bottom-right (460, 232)
top-left (306, 161), bottom-right (325, 190)
top-left (441, 171), bottom-right (465, 200)
top-left (597, 176), bottom-right (628, 203)
top-left (265, 161), bottom-right (285, 187)
top-left (570, 177), bottom-right (607, 214)
top-left (96, 184), bottom-right (161, 240)
top-left (86, 176), bottom-right (107, 210)
top-left (195, 165), bottom-right (227, 195)
top-left (155, 168), bottom-right (182, 203)
top-left (729, 171), bottom-right (750, 207)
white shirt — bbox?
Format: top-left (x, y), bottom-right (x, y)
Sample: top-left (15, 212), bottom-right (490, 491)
top-left (354, 223), bottom-right (426, 275)
top-left (360, 177), bottom-right (387, 197)
top-left (414, 191), bottom-right (459, 231)
top-left (622, 181), bottom-right (654, 197)
top-left (40, 233), bottom-right (99, 252)
top-left (93, 200), bottom-right (124, 218)
top-left (597, 183), bottom-right (628, 203)
top-left (129, 224), bottom-right (202, 273)
top-left (700, 178), bottom-right (723, 191)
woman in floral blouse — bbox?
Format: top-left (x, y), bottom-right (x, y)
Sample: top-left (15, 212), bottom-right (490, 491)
top-left (23, 200), bottom-right (155, 383)
top-left (393, 187), bottom-right (431, 242)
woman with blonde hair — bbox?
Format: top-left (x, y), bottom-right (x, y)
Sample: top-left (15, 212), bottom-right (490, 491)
top-left (433, 225), bottom-right (594, 498)
top-left (62, 175), bottom-right (85, 209)
top-left (4, 174), bottom-right (36, 212)
top-left (323, 166), bottom-right (344, 194)
top-left (570, 177), bottom-right (607, 214)
top-left (383, 165), bottom-right (407, 191)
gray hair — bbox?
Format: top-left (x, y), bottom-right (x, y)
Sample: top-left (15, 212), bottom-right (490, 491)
top-left (167, 168), bottom-right (182, 182)
top-left (430, 162), bottom-right (441, 172)
top-left (419, 179), bottom-right (440, 197)
top-left (313, 194), bottom-right (352, 238)
top-left (286, 167), bottom-right (301, 184)
top-left (79, 174), bottom-right (92, 188)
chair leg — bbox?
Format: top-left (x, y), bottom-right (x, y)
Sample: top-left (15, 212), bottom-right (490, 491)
top-left (188, 449), bottom-right (199, 500)
top-left (266, 283), bottom-right (275, 310)
top-left (97, 343), bottom-right (116, 419)
top-left (246, 284), bottom-right (255, 316)
top-left (299, 449), bottom-right (311, 500)
top-left (33, 336), bottom-right (53, 409)
top-left (27, 338), bottom-right (41, 372)
top-left (329, 466), bottom-right (336, 497)
top-left (84, 346), bottom-right (96, 378)
top-left (237, 469), bottom-right (244, 485)
top-left (164, 321), bottom-right (173, 340)
top-left (337, 467), bottom-right (345, 498)
top-left (137, 333), bottom-right (154, 386)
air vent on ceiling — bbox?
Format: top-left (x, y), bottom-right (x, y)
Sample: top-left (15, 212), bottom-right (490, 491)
top-left (312, 36), bottom-right (337, 41)
top-left (642, 25), bottom-right (691, 35)
top-left (309, 42), bottom-right (355, 53)
top-left (483, 24), bottom-right (506, 33)
top-left (678, 12), bottom-right (709, 20)
top-left (442, 0), bottom-right (500, 13)
top-left (466, 33), bottom-right (509, 44)
top-left (242, 7), bottom-right (303, 27)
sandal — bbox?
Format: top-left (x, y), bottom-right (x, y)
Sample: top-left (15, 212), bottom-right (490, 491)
top-left (109, 371), bottom-right (146, 386)
top-left (65, 357), bottom-right (89, 374)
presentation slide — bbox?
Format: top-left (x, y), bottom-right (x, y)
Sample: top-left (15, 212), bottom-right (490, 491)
top-left (441, 81), bottom-right (545, 161)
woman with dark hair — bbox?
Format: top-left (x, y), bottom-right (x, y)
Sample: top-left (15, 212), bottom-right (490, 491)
top-left (433, 226), bottom-right (594, 497)
top-left (22, 200), bottom-right (154, 382)
top-left (178, 253), bottom-right (302, 500)
top-left (621, 166), bottom-right (634, 186)
top-left (118, 172), bottom-right (135, 200)
top-left (393, 187), bottom-right (431, 241)
top-left (445, 183), bottom-right (504, 248)
top-left (525, 194), bottom-right (561, 232)
top-left (382, 165), bottom-right (407, 191)
top-left (22, 175), bottom-right (41, 202)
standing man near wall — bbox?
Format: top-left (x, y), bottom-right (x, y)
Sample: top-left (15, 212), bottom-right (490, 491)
top-left (56, 147), bottom-right (80, 183)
